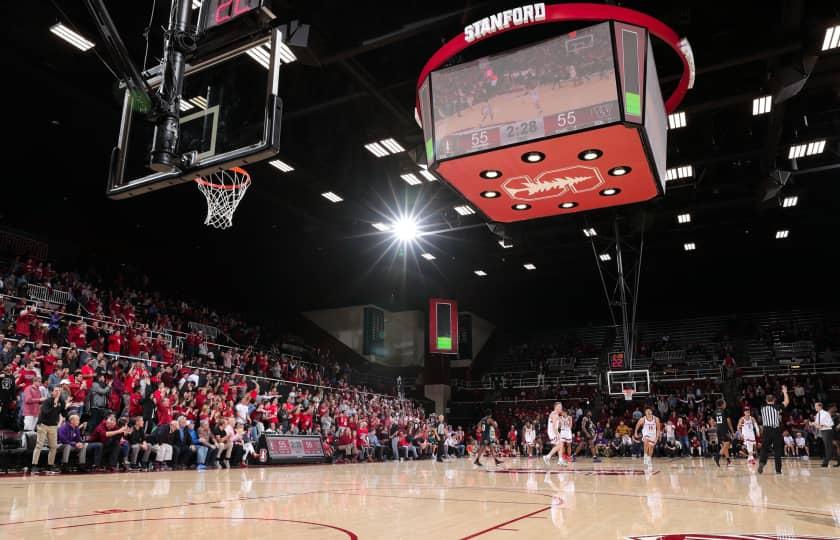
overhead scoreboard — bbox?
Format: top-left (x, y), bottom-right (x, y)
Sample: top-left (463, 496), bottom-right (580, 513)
top-left (429, 298), bottom-right (458, 355)
top-left (415, 3), bottom-right (696, 223)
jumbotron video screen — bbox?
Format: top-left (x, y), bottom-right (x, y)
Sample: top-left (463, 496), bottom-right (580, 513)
top-left (430, 22), bottom-right (619, 161)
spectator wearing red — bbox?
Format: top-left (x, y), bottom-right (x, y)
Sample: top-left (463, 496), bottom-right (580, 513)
top-left (107, 330), bottom-right (122, 354)
top-left (15, 307), bottom-right (35, 338)
top-left (23, 377), bottom-right (46, 431)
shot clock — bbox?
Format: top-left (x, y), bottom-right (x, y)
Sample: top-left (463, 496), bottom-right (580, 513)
top-left (198, 0), bottom-right (270, 33)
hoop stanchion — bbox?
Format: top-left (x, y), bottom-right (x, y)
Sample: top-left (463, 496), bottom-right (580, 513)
top-left (195, 167), bottom-right (251, 229)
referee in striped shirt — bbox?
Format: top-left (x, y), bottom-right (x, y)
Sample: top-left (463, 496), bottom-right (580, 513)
top-left (758, 384), bottom-right (789, 474)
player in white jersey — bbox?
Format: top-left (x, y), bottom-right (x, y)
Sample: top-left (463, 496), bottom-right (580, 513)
top-left (634, 407), bottom-right (661, 468)
top-left (737, 408), bottom-right (758, 464)
top-left (557, 411), bottom-right (573, 465)
top-left (543, 402), bottom-right (564, 465)
top-left (523, 422), bottom-right (537, 457)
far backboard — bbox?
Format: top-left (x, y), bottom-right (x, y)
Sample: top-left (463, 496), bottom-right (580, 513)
top-left (107, 28), bottom-right (284, 199)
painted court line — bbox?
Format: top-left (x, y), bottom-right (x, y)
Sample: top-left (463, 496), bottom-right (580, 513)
top-left (459, 506), bottom-right (551, 539)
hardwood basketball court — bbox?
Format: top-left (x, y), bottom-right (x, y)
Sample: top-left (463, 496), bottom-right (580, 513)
top-left (2, 457), bottom-right (838, 539)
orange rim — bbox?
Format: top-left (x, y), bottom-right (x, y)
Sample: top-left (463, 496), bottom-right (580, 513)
top-left (194, 166), bottom-right (251, 190)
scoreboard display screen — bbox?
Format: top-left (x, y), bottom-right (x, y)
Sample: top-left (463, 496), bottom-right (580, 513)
top-left (429, 298), bottom-right (458, 355)
top-left (200, 0), bottom-right (264, 32)
top-left (430, 22), bottom-right (619, 161)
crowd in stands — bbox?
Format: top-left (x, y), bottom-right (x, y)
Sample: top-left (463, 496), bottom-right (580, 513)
top-left (0, 256), bottom-right (433, 474)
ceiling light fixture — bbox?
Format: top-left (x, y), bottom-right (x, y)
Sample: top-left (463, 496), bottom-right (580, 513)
top-left (523, 263), bottom-right (536, 270)
top-left (788, 140), bottom-right (826, 159)
top-left (400, 173), bottom-right (421, 186)
top-left (268, 159), bottom-right (294, 172)
top-left (380, 138), bottom-right (405, 154)
top-left (665, 165), bottom-right (694, 181)
top-left (583, 228), bottom-right (597, 238)
top-left (50, 23), bottom-right (95, 52)
top-left (677, 213), bottom-right (691, 224)
top-left (752, 95), bottom-right (772, 116)
top-left (454, 205), bottom-right (476, 216)
top-left (821, 24), bottom-right (840, 51)
top-left (667, 111), bottom-right (686, 129)
top-left (364, 142), bottom-right (389, 158)
top-left (321, 192), bottom-right (343, 203)
top-left (781, 196), bottom-right (798, 208)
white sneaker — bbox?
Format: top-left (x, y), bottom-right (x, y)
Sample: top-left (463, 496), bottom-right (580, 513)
top-left (543, 455), bottom-right (550, 465)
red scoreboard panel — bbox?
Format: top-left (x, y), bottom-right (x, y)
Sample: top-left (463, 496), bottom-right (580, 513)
top-left (419, 18), bottom-right (670, 223)
top-left (429, 298), bottom-right (458, 355)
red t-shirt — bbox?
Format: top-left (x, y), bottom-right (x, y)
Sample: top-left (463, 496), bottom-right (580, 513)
top-left (157, 404), bottom-right (172, 425)
top-left (15, 312), bottom-right (34, 337)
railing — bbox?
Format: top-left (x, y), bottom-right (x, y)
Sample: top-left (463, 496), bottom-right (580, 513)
top-left (3, 292), bottom-right (175, 347)
top-left (652, 349), bottom-right (686, 364)
top-left (454, 372), bottom-right (599, 390)
top-left (773, 340), bottom-right (815, 361)
top-left (1, 293), bottom-right (362, 385)
top-left (452, 361), bottom-right (840, 391)
top-left (0, 229), bottom-right (48, 259)
top-left (187, 321), bottom-right (220, 340)
top-left (26, 284), bottom-right (72, 305)
top-left (0, 335), bottom-right (410, 401)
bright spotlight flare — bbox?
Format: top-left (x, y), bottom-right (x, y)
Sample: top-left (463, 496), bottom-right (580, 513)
top-left (392, 216), bottom-right (420, 242)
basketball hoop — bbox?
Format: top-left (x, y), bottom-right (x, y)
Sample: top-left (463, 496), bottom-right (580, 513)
top-left (195, 167), bottom-right (251, 229)
top-left (623, 389), bottom-right (635, 401)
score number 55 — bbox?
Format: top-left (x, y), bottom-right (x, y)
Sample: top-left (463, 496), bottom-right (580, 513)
top-left (556, 111), bottom-right (576, 128)
top-left (470, 130), bottom-right (489, 147)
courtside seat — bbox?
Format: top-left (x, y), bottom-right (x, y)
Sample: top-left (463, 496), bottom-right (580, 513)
top-left (0, 430), bottom-right (28, 472)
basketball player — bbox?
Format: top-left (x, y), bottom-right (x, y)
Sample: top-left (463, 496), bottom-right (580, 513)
top-left (523, 422), bottom-right (537, 457)
top-left (737, 408), bottom-right (758, 465)
top-left (578, 410), bottom-right (601, 463)
top-left (543, 402), bottom-right (563, 465)
top-left (473, 410), bottom-right (503, 467)
top-left (634, 407), bottom-right (660, 467)
top-left (714, 398), bottom-right (735, 467)
top-left (480, 100), bottom-right (494, 125)
top-left (558, 409), bottom-right (574, 465)
top-left (529, 86), bottom-right (543, 115)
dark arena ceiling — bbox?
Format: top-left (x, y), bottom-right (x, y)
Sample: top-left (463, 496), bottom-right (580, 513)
top-left (2, 1), bottom-right (840, 329)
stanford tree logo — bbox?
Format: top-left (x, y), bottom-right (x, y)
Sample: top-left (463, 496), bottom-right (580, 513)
top-left (501, 165), bottom-right (605, 201)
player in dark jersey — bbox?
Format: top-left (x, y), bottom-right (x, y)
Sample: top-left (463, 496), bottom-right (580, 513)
top-left (714, 398), bottom-right (735, 467)
top-left (473, 410), bottom-right (503, 467)
top-left (574, 410), bottom-right (601, 463)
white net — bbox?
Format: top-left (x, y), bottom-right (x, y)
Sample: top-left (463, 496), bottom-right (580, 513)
top-left (195, 167), bottom-right (251, 229)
